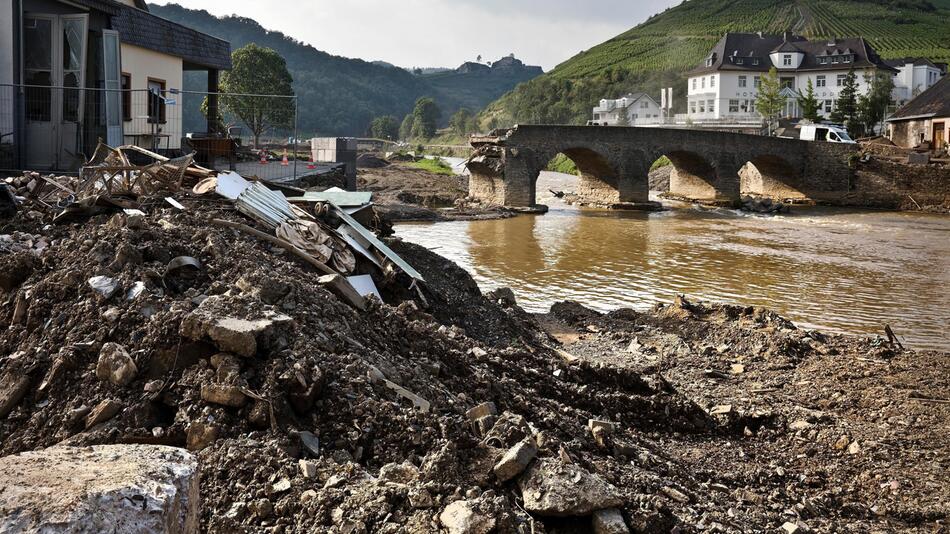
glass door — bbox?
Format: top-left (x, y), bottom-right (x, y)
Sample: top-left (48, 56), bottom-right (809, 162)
top-left (102, 30), bottom-right (122, 147)
top-left (58, 15), bottom-right (88, 168)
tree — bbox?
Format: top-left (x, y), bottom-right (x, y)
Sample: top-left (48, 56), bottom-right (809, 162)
top-left (369, 115), bottom-right (399, 140)
top-left (756, 67), bottom-right (785, 135)
top-left (450, 108), bottom-right (475, 135)
top-left (399, 114), bottom-right (414, 140)
top-left (616, 104), bottom-right (631, 126)
top-left (857, 71), bottom-right (895, 136)
top-left (408, 97), bottom-right (441, 139)
top-left (830, 68), bottom-right (859, 136)
top-left (209, 44), bottom-right (294, 148)
top-left (798, 78), bottom-right (821, 122)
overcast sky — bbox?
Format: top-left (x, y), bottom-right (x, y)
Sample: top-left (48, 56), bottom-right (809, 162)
top-left (150, 0), bottom-right (681, 71)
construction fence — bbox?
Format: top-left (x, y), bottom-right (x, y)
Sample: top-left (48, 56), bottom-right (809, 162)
top-left (0, 84), bottom-right (314, 183)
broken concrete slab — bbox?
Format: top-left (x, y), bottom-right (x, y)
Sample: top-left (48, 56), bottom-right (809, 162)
top-left (0, 444), bottom-right (199, 534)
top-left (180, 295), bottom-right (293, 357)
top-left (96, 343), bottom-right (138, 387)
top-left (492, 437), bottom-right (538, 482)
top-left (518, 458), bottom-right (622, 516)
top-left (318, 274), bottom-right (366, 311)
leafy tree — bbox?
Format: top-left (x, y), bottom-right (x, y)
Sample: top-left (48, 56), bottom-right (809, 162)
top-left (369, 115), bottom-right (399, 140)
top-left (798, 78), bottom-right (821, 122)
top-left (616, 104), bottom-right (631, 126)
top-left (450, 108), bottom-right (475, 135)
top-left (408, 97), bottom-right (441, 139)
top-left (857, 71), bottom-right (895, 136)
top-left (399, 114), bottom-right (414, 140)
top-left (756, 67), bottom-right (785, 135)
top-left (211, 44), bottom-right (294, 148)
top-left (830, 69), bottom-right (860, 135)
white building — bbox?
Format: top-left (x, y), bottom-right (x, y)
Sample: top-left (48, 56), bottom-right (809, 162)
top-left (590, 93), bottom-right (663, 126)
top-left (685, 32), bottom-right (899, 124)
top-left (886, 58), bottom-right (947, 106)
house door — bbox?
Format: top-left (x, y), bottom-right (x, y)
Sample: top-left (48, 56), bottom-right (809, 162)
top-left (934, 122), bottom-right (946, 149)
top-left (23, 14), bottom-right (88, 170)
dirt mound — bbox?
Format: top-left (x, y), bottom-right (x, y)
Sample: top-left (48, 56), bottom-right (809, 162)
top-left (0, 191), bottom-right (947, 532)
top-left (357, 154), bottom-right (390, 169)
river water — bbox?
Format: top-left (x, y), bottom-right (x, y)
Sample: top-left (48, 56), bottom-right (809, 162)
top-left (394, 171), bottom-right (950, 352)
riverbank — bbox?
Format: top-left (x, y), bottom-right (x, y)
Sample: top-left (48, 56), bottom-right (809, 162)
top-left (0, 197), bottom-right (946, 532)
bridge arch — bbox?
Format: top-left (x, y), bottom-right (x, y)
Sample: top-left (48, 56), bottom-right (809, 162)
top-left (658, 149), bottom-right (727, 202)
top-left (740, 154), bottom-right (806, 200)
top-left (538, 146), bottom-right (624, 206)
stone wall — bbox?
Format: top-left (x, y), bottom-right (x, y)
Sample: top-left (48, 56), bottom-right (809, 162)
top-left (846, 158), bottom-right (950, 212)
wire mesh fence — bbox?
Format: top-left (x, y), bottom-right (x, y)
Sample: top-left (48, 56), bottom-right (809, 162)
top-left (0, 84), bottom-right (310, 182)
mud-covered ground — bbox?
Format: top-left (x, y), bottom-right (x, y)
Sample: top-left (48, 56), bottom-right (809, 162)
top-left (0, 193), bottom-right (947, 533)
top-left (358, 162), bottom-right (513, 222)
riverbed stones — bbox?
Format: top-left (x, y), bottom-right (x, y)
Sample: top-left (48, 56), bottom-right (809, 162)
top-left (518, 458), bottom-right (622, 516)
top-left (96, 343), bottom-right (138, 387)
top-left (0, 444), bottom-right (199, 533)
top-left (493, 437), bottom-right (538, 482)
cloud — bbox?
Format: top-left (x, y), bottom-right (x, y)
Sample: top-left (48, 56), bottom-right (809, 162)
top-left (150, 0), bottom-right (680, 70)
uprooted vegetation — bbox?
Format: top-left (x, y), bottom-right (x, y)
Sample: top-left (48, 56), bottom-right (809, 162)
top-left (0, 166), bottom-right (947, 532)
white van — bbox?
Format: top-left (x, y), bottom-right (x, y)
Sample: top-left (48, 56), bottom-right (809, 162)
top-left (798, 124), bottom-right (857, 144)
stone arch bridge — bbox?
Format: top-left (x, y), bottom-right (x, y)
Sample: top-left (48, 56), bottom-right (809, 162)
top-left (466, 125), bottom-right (857, 207)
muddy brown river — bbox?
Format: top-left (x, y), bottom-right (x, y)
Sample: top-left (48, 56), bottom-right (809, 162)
top-left (395, 171), bottom-right (950, 352)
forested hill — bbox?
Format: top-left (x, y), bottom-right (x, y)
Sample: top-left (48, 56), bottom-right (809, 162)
top-left (480, 0), bottom-right (950, 128)
top-left (148, 4), bottom-right (543, 136)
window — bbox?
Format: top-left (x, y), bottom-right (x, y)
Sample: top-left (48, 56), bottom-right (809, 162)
top-left (699, 101), bottom-right (705, 113)
top-left (832, 56), bottom-right (839, 64)
top-left (780, 77), bottom-right (794, 89)
top-left (701, 77), bottom-right (706, 89)
top-left (121, 73), bottom-right (131, 122)
top-left (593, 113), bottom-right (600, 120)
top-left (752, 58), bottom-right (760, 66)
top-left (692, 78), bottom-right (697, 90)
top-left (749, 100), bottom-right (756, 113)
top-left (754, 76), bottom-right (761, 88)
top-left (708, 99), bottom-right (715, 113)
top-left (690, 101), bottom-right (696, 114)
top-left (738, 75), bottom-right (747, 88)
top-left (710, 75), bottom-right (716, 88)
top-left (837, 74), bottom-right (847, 87)
top-left (729, 99), bottom-right (740, 113)
top-left (783, 54), bottom-right (792, 66)
top-left (824, 99), bottom-right (833, 113)
top-left (736, 58), bottom-right (744, 65)
top-left (843, 55), bottom-right (851, 63)
top-left (641, 101), bottom-right (649, 109)
top-left (147, 78), bottom-right (166, 123)
top-left (816, 75), bottom-right (826, 88)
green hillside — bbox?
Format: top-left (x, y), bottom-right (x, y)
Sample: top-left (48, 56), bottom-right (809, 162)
top-left (481, 0), bottom-right (950, 127)
top-left (148, 4), bottom-right (543, 136)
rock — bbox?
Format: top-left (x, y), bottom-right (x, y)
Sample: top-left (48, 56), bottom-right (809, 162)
top-left (299, 431), bottom-right (320, 457)
top-left (248, 498), bottom-right (273, 519)
top-left (589, 419), bottom-right (616, 446)
top-left (408, 488), bottom-right (434, 509)
top-left (782, 521), bottom-right (800, 533)
top-left (179, 295), bottom-right (293, 357)
top-left (300, 490), bottom-right (317, 504)
top-left (0, 444), bottom-right (198, 534)
top-left (95, 343), bottom-right (138, 387)
top-left (87, 275), bottom-right (119, 300)
top-left (484, 412), bottom-right (531, 448)
top-left (593, 508), bottom-right (630, 534)
top-left (271, 479), bottom-right (291, 494)
top-left (439, 500), bottom-right (495, 534)
top-left (186, 421), bottom-right (219, 451)
top-left (379, 461), bottom-right (420, 484)
top-left (848, 440), bottom-right (861, 455)
top-left (660, 486), bottom-right (690, 503)
top-left (200, 384), bottom-right (248, 408)
top-left (299, 460), bottom-right (317, 479)
top-left (85, 399), bottom-right (122, 429)
top-left (493, 437), bottom-right (538, 482)
top-left (0, 372), bottom-right (30, 419)
top-left (487, 287), bottom-right (517, 306)
top-left (466, 401), bottom-right (497, 423)
top-left (789, 420), bottom-right (814, 431)
top-left (518, 459), bottom-right (622, 516)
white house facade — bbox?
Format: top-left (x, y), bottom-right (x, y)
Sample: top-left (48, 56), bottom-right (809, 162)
top-left (591, 93), bottom-right (662, 126)
top-left (685, 33), bottom-right (897, 123)
top-left (886, 58), bottom-right (946, 106)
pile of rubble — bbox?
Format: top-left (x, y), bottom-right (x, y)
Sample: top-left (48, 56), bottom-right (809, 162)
top-left (0, 147), bottom-right (947, 532)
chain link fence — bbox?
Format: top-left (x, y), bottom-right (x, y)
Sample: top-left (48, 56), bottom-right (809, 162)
top-left (1, 84), bottom-right (311, 182)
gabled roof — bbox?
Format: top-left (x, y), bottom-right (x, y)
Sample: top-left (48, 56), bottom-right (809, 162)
top-left (111, 3), bottom-right (231, 71)
top-left (888, 75), bottom-right (950, 121)
top-left (688, 33), bottom-right (896, 75)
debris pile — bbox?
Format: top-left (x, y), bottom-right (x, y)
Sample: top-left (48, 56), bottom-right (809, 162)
top-left (0, 148), bottom-right (947, 532)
